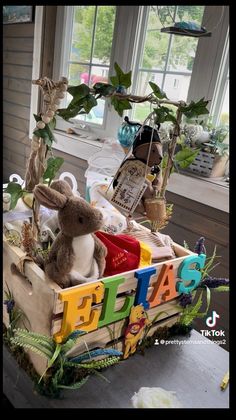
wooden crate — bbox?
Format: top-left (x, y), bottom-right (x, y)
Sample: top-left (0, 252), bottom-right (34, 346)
top-left (3, 235), bottom-right (194, 376)
top-left (183, 151), bottom-right (228, 178)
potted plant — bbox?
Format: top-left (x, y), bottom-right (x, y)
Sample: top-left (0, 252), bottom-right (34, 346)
top-left (178, 121), bottom-right (229, 178)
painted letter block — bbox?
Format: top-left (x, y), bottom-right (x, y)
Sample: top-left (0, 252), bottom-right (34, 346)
top-left (54, 282), bottom-right (104, 343)
top-left (98, 276), bottom-right (135, 328)
top-left (148, 264), bottom-right (178, 308)
top-left (134, 267), bottom-right (157, 309)
top-left (176, 254), bottom-right (206, 294)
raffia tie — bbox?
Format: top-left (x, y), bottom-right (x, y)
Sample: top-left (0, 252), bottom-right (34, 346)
top-left (16, 255), bottom-right (34, 276)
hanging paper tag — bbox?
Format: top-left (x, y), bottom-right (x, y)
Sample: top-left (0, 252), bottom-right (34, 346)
top-left (110, 160), bottom-right (148, 215)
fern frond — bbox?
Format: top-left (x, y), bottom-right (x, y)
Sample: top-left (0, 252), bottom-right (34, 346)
top-left (11, 333), bottom-right (53, 359)
top-left (58, 376), bottom-right (89, 390)
top-left (10, 338), bottom-right (51, 359)
top-left (86, 356), bottom-right (121, 370)
top-left (66, 356), bottom-right (121, 370)
top-left (69, 348), bottom-right (122, 364)
top-left (13, 329), bottom-right (55, 353)
top-left (213, 286), bottom-right (230, 292)
top-left (38, 344), bottom-right (62, 383)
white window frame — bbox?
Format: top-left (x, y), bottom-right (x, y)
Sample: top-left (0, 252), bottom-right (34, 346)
top-left (52, 5), bottom-right (141, 139)
top-left (50, 5), bottom-right (229, 138)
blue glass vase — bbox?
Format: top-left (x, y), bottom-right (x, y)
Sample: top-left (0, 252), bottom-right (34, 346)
top-left (118, 116), bottom-right (140, 148)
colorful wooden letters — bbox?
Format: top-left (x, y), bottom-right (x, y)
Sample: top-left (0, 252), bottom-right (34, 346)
top-left (54, 281), bottom-right (104, 343)
top-left (54, 254), bottom-right (206, 342)
top-left (176, 254), bottom-right (206, 294)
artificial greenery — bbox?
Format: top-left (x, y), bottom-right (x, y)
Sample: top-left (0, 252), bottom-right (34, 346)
top-left (3, 182), bottom-right (28, 210)
top-left (202, 126), bottom-right (229, 156)
top-left (177, 237), bottom-right (229, 327)
top-left (3, 284), bottom-right (29, 344)
top-left (9, 328), bottom-right (122, 397)
top-left (33, 114), bottom-right (56, 150)
top-left (43, 157), bottom-right (64, 186)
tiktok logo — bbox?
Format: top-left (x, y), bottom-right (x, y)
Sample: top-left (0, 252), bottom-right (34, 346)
top-left (206, 310), bottom-right (220, 327)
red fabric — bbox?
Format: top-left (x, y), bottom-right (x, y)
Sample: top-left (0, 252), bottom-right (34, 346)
top-left (124, 318), bottom-right (147, 337)
top-left (95, 231), bottom-right (141, 276)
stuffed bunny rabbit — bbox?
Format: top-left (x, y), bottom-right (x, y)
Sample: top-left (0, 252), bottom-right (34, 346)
top-left (34, 180), bottom-right (107, 288)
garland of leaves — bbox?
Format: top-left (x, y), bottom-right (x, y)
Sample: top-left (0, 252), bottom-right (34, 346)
top-left (57, 62), bottom-right (209, 199)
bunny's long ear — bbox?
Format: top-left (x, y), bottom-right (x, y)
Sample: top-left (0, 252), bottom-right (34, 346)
top-left (50, 180), bottom-right (73, 198)
top-left (33, 184), bottom-right (68, 210)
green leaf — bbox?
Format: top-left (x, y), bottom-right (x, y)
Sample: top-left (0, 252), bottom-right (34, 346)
top-left (48, 117), bottom-right (57, 131)
top-left (93, 82), bottom-right (116, 97)
top-left (149, 81), bottom-right (168, 99)
top-left (58, 376), bottom-right (89, 390)
top-left (58, 84), bottom-right (97, 121)
top-left (213, 286), bottom-right (229, 292)
top-left (154, 106), bottom-right (177, 124)
top-left (33, 114), bottom-right (41, 122)
top-left (83, 94), bottom-right (97, 113)
top-left (180, 98), bottom-right (209, 119)
top-left (43, 157), bottom-right (64, 184)
top-left (110, 62), bottom-right (132, 88)
top-left (34, 123), bottom-right (55, 149)
top-left (175, 147), bottom-right (201, 169)
top-left (161, 154), bottom-right (175, 173)
top-left (4, 182), bottom-right (24, 209)
top-left (57, 106), bottom-right (83, 121)
top-left (67, 83), bottom-right (90, 100)
top-left (39, 343), bottom-right (62, 383)
top-left (111, 96), bottom-right (132, 117)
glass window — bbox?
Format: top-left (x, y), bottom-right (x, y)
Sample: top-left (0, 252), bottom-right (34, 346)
top-left (65, 6), bottom-right (116, 125)
top-left (219, 77), bottom-right (229, 126)
top-left (133, 5), bottom-right (205, 122)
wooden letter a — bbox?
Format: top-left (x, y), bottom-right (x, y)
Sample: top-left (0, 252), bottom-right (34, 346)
top-left (148, 264), bottom-right (178, 308)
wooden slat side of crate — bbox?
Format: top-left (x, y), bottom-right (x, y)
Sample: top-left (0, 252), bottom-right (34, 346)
top-left (3, 237), bottom-right (194, 376)
top-left (65, 298), bottom-right (181, 358)
top-left (51, 243), bottom-right (194, 355)
top-left (105, 313), bottom-right (181, 353)
top-left (3, 237), bottom-right (60, 375)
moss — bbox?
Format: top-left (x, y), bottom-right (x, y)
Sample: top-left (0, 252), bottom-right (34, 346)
top-left (138, 322), bottom-right (193, 355)
top-left (3, 320), bottom-right (193, 398)
top-left (4, 338), bottom-right (39, 384)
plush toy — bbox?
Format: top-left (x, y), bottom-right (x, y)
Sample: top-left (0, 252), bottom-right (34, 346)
top-left (33, 180), bottom-right (107, 288)
top-left (114, 123), bottom-right (163, 215)
top-left (123, 304), bottom-right (151, 359)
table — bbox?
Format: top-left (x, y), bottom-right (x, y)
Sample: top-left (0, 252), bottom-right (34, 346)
top-left (3, 330), bottom-right (229, 408)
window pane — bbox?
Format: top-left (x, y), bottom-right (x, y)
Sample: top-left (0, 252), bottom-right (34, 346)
top-left (133, 72), bottom-right (163, 122)
top-left (163, 74), bottom-right (191, 101)
top-left (68, 63), bottom-right (89, 86)
top-left (167, 6), bottom-right (204, 72)
top-left (167, 37), bottom-right (198, 72)
top-left (219, 79), bottom-right (229, 125)
top-left (90, 65), bottom-right (109, 87)
top-left (93, 6), bottom-right (116, 65)
top-left (70, 6), bottom-right (96, 63)
top-left (141, 6), bottom-right (172, 71)
top-left (137, 71), bottom-right (163, 96)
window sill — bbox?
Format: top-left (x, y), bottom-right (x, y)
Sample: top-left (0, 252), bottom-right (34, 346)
top-left (53, 129), bottom-right (103, 161)
top-left (167, 172), bottom-right (229, 213)
top-left (53, 130), bottom-right (229, 213)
